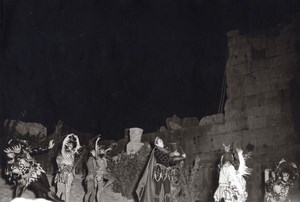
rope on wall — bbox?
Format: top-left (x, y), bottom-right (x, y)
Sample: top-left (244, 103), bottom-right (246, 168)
top-left (218, 69), bottom-right (227, 114)
top-left (218, 44), bottom-right (229, 114)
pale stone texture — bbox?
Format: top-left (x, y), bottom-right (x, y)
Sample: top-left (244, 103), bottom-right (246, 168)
top-left (140, 14), bottom-right (300, 202)
top-left (126, 127), bottom-right (144, 155)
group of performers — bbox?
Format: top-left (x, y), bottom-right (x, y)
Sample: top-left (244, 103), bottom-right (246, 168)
top-left (136, 140), bottom-right (299, 202)
top-left (3, 133), bottom-right (299, 202)
top-left (212, 144), bottom-right (299, 202)
top-left (3, 134), bottom-right (114, 202)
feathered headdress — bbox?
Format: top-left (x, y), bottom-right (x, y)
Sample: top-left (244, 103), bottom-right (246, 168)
top-left (220, 144), bottom-right (234, 167)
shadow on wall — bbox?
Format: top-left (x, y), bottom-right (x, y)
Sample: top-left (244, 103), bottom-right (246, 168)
top-left (290, 32), bottom-right (300, 197)
top-left (291, 15), bottom-right (300, 143)
top-left (291, 77), bottom-right (300, 141)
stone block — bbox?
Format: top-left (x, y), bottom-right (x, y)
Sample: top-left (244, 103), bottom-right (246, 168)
top-left (243, 82), bottom-right (272, 96)
top-left (205, 124), bottom-right (225, 135)
top-left (267, 41), bottom-right (296, 57)
top-left (227, 56), bottom-right (297, 87)
top-left (247, 116), bottom-right (268, 130)
top-left (205, 122), bottom-right (242, 136)
top-left (182, 116), bottom-right (199, 127)
top-left (126, 142), bottom-right (144, 155)
top-left (199, 113), bottom-right (224, 126)
top-left (159, 126), bottom-right (167, 132)
top-left (241, 126), bottom-right (294, 148)
top-left (249, 37), bottom-right (267, 50)
top-left (268, 52), bottom-right (299, 67)
top-left (223, 98), bottom-right (244, 112)
top-left (242, 89), bottom-right (291, 109)
top-left (252, 67), bottom-right (295, 84)
top-left (166, 114), bottom-right (182, 130)
top-left (245, 104), bottom-right (280, 117)
top-left (275, 31), bottom-right (297, 46)
top-left (183, 136), bottom-right (198, 154)
top-left (224, 120), bottom-right (248, 132)
top-left (249, 60), bottom-right (269, 72)
top-left (226, 79), bottom-right (289, 99)
top-left (198, 131), bottom-right (243, 152)
top-left (266, 114), bottom-right (293, 128)
top-left (239, 79), bottom-right (290, 97)
top-left (226, 85), bottom-right (243, 99)
top-left (224, 109), bottom-right (247, 121)
top-left (129, 127), bottom-right (143, 142)
top-left (240, 131), bottom-right (257, 151)
top-left (226, 62), bottom-right (251, 78)
top-left (227, 30), bottom-right (240, 46)
top-left (4, 119), bottom-right (47, 141)
top-left (227, 55), bottom-right (239, 66)
top-left (256, 130), bottom-right (287, 147)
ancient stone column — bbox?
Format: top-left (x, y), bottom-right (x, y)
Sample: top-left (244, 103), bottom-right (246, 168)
top-left (126, 127), bottom-right (144, 155)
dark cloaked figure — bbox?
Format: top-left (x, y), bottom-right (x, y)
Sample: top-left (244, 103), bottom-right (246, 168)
top-left (136, 137), bottom-right (186, 202)
top-left (4, 138), bottom-right (63, 202)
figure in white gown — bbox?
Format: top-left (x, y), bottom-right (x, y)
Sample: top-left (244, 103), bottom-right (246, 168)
top-left (214, 144), bottom-right (252, 202)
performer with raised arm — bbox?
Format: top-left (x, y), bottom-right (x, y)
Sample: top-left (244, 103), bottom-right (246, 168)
top-left (94, 136), bottom-right (115, 202)
top-left (83, 135), bottom-right (102, 202)
top-left (83, 149), bottom-right (97, 202)
top-left (214, 144), bottom-right (252, 202)
top-left (136, 136), bottom-right (186, 202)
top-left (4, 138), bottom-right (63, 202)
top-left (55, 133), bottom-right (81, 202)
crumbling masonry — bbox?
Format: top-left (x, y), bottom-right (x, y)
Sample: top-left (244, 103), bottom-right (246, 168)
top-left (142, 14), bottom-right (300, 202)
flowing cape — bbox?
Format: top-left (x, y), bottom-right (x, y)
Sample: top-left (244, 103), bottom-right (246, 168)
top-left (136, 148), bottom-right (165, 202)
top-left (136, 149), bottom-right (156, 202)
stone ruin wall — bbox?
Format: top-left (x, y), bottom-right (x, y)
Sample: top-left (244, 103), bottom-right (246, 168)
top-left (1, 14), bottom-right (299, 202)
top-left (142, 14), bottom-right (300, 202)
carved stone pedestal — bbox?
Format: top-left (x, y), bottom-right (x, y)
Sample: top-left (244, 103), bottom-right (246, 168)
top-left (126, 127), bottom-right (144, 155)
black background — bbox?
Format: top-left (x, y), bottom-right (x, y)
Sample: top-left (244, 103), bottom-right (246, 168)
top-left (0, 0), bottom-right (299, 140)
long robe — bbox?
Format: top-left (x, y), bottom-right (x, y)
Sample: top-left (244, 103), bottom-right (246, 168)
top-left (136, 149), bottom-right (164, 202)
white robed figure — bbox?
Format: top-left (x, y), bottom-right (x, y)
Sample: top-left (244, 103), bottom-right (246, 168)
top-left (214, 144), bottom-right (252, 202)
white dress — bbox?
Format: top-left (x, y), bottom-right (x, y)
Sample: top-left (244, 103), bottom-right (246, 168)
top-left (214, 162), bottom-right (247, 202)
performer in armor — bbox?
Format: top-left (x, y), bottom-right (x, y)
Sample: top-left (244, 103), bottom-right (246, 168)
top-left (55, 133), bottom-right (81, 202)
top-left (264, 159), bottom-right (298, 202)
top-left (94, 137), bottom-right (114, 202)
top-left (83, 149), bottom-right (97, 202)
top-left (136, 136), bottom-right (186, 202)
top-left (4, 138), bottom-right (63, 202)
top-left (214, 144), bottom-right (252, 202)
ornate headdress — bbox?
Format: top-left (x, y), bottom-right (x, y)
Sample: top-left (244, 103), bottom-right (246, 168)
top-left (275, 159), bottom-right (299, 182)
top-left (62, 133), bottom-right (81, 156)
top-left (220, 144), bottom-right (234, 167)
top-left (4, 139), bottom-right (32, 162)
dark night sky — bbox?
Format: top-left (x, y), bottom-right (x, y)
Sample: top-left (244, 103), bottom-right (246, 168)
top-left (0, 0), bottom-right (299, 140)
